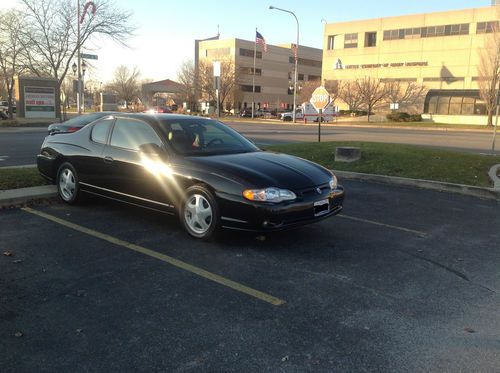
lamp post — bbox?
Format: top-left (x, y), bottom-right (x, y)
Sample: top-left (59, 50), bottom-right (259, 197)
top-left (269, 5), bottom-right (299, 123)
top-left (81, 60), bottom-right (87, 113)
top-left (71, 62), bottom-right (78, 112)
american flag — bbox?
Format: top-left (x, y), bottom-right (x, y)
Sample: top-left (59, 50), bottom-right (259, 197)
top-left (291, 43), bottom-right (298, 63)
top-left (256, 31), bottom-right (267, 52)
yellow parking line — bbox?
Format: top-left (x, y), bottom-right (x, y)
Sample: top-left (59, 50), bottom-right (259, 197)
top-left (339, 214), bottom-right (427, 237)
top-left (21, 207), bottom-right (285, 306)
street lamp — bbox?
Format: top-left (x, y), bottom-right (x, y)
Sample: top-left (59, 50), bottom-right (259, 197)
top-left (81, 60), bottom-right (87, 113)
top-left (269, 5), bottom-right (299, 123)
top-left (72, 62), bottom-right (77, 74)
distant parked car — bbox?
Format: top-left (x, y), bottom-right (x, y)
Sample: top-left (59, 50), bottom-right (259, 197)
top-left (47, 112), bottom-right (117, 135)
top-left (144, 106), bottom-right (173, 114)
top-left (240, 109), bottom-right (263, 118)
top-left (0, 100), bottom-right (15, 113)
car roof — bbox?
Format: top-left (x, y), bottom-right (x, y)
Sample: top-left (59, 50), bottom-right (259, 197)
top-left (112, 113), bottom-right (212, 122)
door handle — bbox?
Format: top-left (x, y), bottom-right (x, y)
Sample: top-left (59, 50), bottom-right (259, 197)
top-left (104, 156), bottom-right (114, 163)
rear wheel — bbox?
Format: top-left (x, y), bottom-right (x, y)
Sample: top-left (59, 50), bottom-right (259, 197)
top-left (180, 185), bottom-right (219, 239)
top-left (56, 162), bottom-right (82, 204)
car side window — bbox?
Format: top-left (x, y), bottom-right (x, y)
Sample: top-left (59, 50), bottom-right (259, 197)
top-left (91, 118), bottom-right (113, 144)
top-left (110, 118), bottom-right (162, 151)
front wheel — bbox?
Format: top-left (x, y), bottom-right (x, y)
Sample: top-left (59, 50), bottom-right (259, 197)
top-left (180, 185), bottom-right (219, 239)
top-left (56, 162), bottom-right (82, 204)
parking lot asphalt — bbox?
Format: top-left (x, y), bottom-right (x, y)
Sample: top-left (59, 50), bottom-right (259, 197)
top-left (1, 180), bottom-right (499, 372)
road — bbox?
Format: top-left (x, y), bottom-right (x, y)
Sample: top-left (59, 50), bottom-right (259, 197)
top-left (1, 180), bottom-right (498, 372)
top-left (0, 121), bottom-right (498, 167)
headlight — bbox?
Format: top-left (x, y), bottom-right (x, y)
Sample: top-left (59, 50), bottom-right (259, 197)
top-left (243, 187), bottom-right (296, 202)
top-left (329, 175), bottom-right (338, 190)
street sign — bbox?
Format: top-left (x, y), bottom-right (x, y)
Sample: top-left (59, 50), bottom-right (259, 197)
top-left (310, 86), bottom-right (331, 112)
top-left (80, 53), bottom-right (98, 60)
top-left (213, 61), bottom-right (221, 77)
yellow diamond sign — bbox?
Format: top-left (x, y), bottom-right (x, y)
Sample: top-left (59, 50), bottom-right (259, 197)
top-left (310, 86), bottom-right (331, 112)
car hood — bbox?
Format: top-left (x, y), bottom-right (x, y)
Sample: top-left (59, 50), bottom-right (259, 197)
top-left (187, 151), bottom-right (332, 190)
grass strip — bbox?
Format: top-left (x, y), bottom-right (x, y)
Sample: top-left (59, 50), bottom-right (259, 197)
top-left (0, 168), bottom-right (49, 190)
top-left (266, 141), bottom-right (500, 187)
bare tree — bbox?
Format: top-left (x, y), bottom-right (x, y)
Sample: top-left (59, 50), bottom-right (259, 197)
top-left (384, 80), bottom-right (427, 113)
top-left (176, 60), bottom-right (196, 111)
top-left (338, 80), bottom-right (363, 113)
top-left (19, 0), bottom-right (134, 88)
top-left (298, 79), bottom-right (321, 104)
top-left (324, 79), bottom-right (340, 107)
top-left (477, 19), bottom-right (500, 127)
top-left (0, 10), bottom-right (27, 118)
top-left (106, 65), bottom-right (141, 106)
top-left (355, 77), bottom-right (388, 122)
top-left (198, 58), bottom-right (236, 111)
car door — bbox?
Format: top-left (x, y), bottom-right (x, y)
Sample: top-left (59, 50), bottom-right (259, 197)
top-left (73, 116), bottom-right (114, 187)
top-left (100, 117), bottom-right (174, 210)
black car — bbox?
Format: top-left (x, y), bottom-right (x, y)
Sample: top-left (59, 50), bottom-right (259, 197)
top-left (37, 114), bottom-right (345, 239)
top-left (47, 112), bottom-right (117, 134)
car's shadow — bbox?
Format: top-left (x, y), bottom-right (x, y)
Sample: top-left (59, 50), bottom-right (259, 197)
top-left (78, 195), bottom-right (334, 253)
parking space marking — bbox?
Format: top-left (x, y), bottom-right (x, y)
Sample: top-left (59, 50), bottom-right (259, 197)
top-left (339, 214), bottom-right (427, 237)
top-left (22, 207), bottom-right (286, 306)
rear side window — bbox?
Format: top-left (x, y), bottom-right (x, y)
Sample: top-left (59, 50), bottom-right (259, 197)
top-left (110, 118), bottom-right (161, 151)
top-left (91, 119), bottom-right (113, 143)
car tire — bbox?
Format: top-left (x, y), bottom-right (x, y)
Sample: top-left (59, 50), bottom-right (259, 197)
top-left (180, 185), bottom-right (219, 239)
top-left (56, 162), bottom-right (82, 204)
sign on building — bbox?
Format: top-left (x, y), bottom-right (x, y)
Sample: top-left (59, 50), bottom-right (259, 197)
top-left (24, 86), bottom-right (56, 119)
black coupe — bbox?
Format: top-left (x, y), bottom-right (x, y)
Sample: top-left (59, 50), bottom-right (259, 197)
top-left (37, 114), bottom-right (345, 239)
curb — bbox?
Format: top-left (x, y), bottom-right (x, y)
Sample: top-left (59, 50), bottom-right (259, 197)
top-left (334, 170), bottom-right (500, 201)
top-left (0, 185), bottom-right (57, 208)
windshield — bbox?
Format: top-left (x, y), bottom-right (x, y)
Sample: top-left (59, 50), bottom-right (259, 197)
top-left (158, 118), bottom-right (259, 156)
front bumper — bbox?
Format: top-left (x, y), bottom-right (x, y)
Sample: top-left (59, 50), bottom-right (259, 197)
top-left (217, 186), bottom-right (345, 232)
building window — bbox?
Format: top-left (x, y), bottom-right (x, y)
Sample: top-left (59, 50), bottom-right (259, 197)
top-left (308, 75), bottom-right (320, 81)
top-left (239, 48), bottom-right (262, 59)
top-left (298, 74), bottom-right (304, 81)
top-left (205, 48), bottom-right (230, 58)
top-left (425, 91), bottom-right (487, 116)
top-left (477, 21), bottom-right (499, 34)
top-left (428, 96), bottom-right (438, 114)
top-left (474, 99), bottom-right (487, 115)
top-left (240, 85), bottom-right (260, 92)
top-left (448, 97), bottom-right (463, 115)
top-left (344, 33), bottom-right (358, 48)
top-left (288, 57), bottom-right (322, 68)
top-left (239, 67), bottom-right (261, 76)
top-left (365, 32), bottom-right (377, 47)
top-left (327, 35), bottom-right (336, 50)
top-left (461, 97), bottom-right (475, 115)
top-left (437, 96), bottom-right (451, 114)
top-left (384, 23), bottom-right (469, 40)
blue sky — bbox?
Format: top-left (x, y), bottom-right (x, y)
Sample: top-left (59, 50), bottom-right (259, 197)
top-left (83, 0), bottom-right (491, 82)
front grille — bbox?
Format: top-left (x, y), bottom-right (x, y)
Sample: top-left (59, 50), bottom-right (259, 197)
top-left (298, 183), bottom-right (330, 197)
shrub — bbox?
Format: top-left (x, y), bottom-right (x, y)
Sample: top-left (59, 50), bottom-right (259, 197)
top-left (386, 112), bottom-right (410, 122)
top-left (408, 114), bottom-right (422, 122)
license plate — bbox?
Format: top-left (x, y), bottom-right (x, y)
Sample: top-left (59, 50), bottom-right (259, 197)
top-left (314, 198), bottom-right (329, 216)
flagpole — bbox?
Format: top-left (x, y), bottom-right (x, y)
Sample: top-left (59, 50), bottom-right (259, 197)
top-left (252, 28), bottom-right (257, 119)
